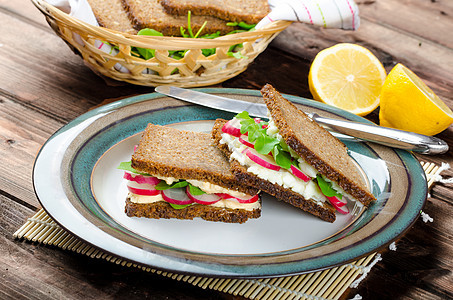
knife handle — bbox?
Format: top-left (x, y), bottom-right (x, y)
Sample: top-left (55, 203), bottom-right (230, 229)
top-left (308, 113), bottom-right (449, 155)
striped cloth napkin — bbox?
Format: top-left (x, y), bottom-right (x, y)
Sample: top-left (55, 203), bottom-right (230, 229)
top-left (256, 0), bottom-right (360, 30)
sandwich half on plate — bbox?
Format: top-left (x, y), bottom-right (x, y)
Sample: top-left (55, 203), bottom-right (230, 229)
top-left (118, 124), bottom-right (261, 223)
top-left (212, 84), bottom-right (376, 222)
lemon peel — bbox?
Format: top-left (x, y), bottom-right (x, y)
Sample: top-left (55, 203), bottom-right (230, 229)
top-left (379, 63), bottom-right (453, 136)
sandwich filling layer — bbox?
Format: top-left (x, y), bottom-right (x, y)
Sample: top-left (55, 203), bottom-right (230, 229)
top-left (127, 192), bottom-right (260, 211)
top-left (119, 164), bottom-right (260, 212)
top-left (219, 113), bottom-right (353, 213)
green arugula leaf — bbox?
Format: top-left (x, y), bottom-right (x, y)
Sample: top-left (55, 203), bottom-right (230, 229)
top-left (188, 184), bottom-right (206, 195)
top-left (135, 28), bottom-right (163, 59)
top-left (236, 111), bottom-right (250, 119)
top-left (202, 48), bottom-right (216, 57)
top-left (316, 175), bottom-right (343, 199)
top-left (255, 134), bottom-right (278, 155)
top-left (169, 203), bottom-right (193, 209)
top-left (240, 118), bottom-right (256, 135)
top-left (201, 31), bottom-right (221, 39)
top-left (117, 161), bottom-right (149, 175)
top-left (226, 22), bottom-right (256, 30)
top-left (279, 139), bottom-right (290, 152)
top-left (272, 145), bottom-right (292, 169)
top-left (248, 125), bottom-right (263, 142)
top-left (155, 180), bottom-right (189, 190)
top-left (228, 51), bottom-right (247, 59)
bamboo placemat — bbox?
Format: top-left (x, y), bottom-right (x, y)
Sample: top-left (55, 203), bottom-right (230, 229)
top-left (14, 161), bottom-right (440, 300)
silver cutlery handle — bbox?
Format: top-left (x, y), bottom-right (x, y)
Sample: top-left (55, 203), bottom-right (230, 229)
top-left (309, 113), bottom-right (449, 155)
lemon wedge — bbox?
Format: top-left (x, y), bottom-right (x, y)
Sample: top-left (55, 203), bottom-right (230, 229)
top-left (308, 43), bottom-right (386, 116)
top-left (379, 63), bottom-right (453, 136)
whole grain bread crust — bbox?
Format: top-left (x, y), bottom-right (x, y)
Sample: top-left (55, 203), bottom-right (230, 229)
top-left (212, 119), bottom-right (336, 223)
top-left (122, 0), bottom-right (235, 36)
top-left (125, 197), bottom-right (261, 223)
top-left (159, 0), bottom-right (270, 24)
top-left (87, 0), bottom-right (137, 34)
top-left (132, 124), bottom-right (258, 196)
top-left (261, 84), bottom-right (376, 206)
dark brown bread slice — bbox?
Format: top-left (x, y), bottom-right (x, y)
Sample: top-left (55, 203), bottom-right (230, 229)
top-left (125, 197), bottom-right (260, 223)
top-left (261, 84), bottom-right (376, 206)
top-left (122, 0), bottom-right (235, 36)
top-left (132, 123), bottom-right (258, 196)
top-left (159, 0), bottom-right (270, 24)
top-left (87, 0), bottom-right (137, 34)
top-left (212, 119), bottom-right (336, 223)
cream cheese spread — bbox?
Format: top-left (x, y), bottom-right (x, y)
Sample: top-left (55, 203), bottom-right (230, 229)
top-left (186, 179), bottom-right (249, 198)
top-left (128, 192), bottom-right (164, 204)
top-left (220, 117), bottom-right (327, 205)
top-left (128, 192), bottom-right (260, 211)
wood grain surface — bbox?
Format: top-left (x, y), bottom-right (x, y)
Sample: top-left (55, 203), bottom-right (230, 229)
top-left (1, 0), bottom-right (452, 299)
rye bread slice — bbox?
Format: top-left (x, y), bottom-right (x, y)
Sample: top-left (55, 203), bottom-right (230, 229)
top-left (131, 123), bottom-right (258, 196)
top-left (159, 0), bottom-right (270, 24)
top-left (122, 0), bottom-right (235, 36)
top-left (125, 196), bottom-right (260, 223)
top-left (212, 119), bottom-right (336, 223)
top-left (261, 84), bottom-right (376, 206)
top-left (87, 0), bottom-right (137, 34)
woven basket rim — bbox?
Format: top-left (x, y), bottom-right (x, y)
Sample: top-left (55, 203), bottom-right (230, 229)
top-left (32, 0), bottom-right (292, 49)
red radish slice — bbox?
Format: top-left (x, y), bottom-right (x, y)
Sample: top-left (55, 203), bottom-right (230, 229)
top-left (127, 181), bottom-right (160, 196)
top-left (221, 119), bottom-right (242, 137)
top-left (133, 145), bottom-right (138, 152)
top-left (217, 193), bottom-right (259, 204)
top-left (254, 118), bottom-right (262, 123)
top-left (238, 135), bottom-right (255, 148)
top-left (124, 172), bottom-right (161, 185)
top-left (327, 195), bottom-right (347, 207)
top-left (289, 165), bottom-right (311, 182)
top-left (186, 186), bottom-right (221, 205)
top-left (243, 148), bottom-right (281, 171)
top-left (327, 196), bottom-right (349, 214)
top-left (162, 188), bottom-right (193, 205)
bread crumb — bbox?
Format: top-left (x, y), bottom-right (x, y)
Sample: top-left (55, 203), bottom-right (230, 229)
top-left (389, 241), bottom-right (397, 251)
top-left (420, 211), bottom-right (434, 223)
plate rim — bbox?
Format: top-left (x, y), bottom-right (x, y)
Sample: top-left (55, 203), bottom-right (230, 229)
top-left (32, 88), bottom-right (427, 278)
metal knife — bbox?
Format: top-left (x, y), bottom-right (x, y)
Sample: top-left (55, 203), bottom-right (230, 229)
top-left (154, 86), bottom-right (449, 155)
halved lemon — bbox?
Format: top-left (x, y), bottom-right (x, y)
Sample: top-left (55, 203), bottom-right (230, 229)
top-left (379, 63), bottom-right (453, 136)
top-left (308, 43), bottom-right (386, 116)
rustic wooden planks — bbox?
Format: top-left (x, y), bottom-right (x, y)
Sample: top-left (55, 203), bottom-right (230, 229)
top-left (0, 0), bottom-right (452, 299)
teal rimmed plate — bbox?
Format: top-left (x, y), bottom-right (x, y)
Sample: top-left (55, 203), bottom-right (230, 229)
top-left (33, 88), bottom-right (427, 278)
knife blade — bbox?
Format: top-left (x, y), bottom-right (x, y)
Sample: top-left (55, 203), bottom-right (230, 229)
top-left (155, 86), bottom-right (449, 155)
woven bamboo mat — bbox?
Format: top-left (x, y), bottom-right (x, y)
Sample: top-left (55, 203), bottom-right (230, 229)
top-left (13, 161), bottom-right (440, 300)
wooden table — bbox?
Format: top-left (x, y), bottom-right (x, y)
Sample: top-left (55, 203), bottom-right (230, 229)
top-left (1, 0), bottom-right (452, 299)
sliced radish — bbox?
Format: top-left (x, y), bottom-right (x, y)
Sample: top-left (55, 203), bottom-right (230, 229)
top-left (124, 172), bottom-right (161, 185)
top-left (238, 135), bottom-right (255, 148)
top-left (127, 181), bottom-right (161, 196)
top-left (216, 193), bottom-right (259, 204)
top-left (254, 118), bottom-right (262, 123)
top-left (327, 196), bottom-right (349, 214)
top-left (289, 165), bottom-right (311, 182)
top-left (243, 148), bottom-right (281, 171)
top-left (327, 195), bottom-right (347, 207)
top-left (162, 188), bottom-right (193, 205)
top-left (186, 186), bottom-right (221, 205)
top-left (221, 119), bottom-right (242, 137)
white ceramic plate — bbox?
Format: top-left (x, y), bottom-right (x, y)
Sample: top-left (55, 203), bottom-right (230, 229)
top-left (33, 89), bottom-right (427, 277)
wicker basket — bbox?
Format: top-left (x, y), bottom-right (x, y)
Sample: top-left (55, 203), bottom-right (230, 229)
top-left (32, 0), bottom-right (291, 87)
